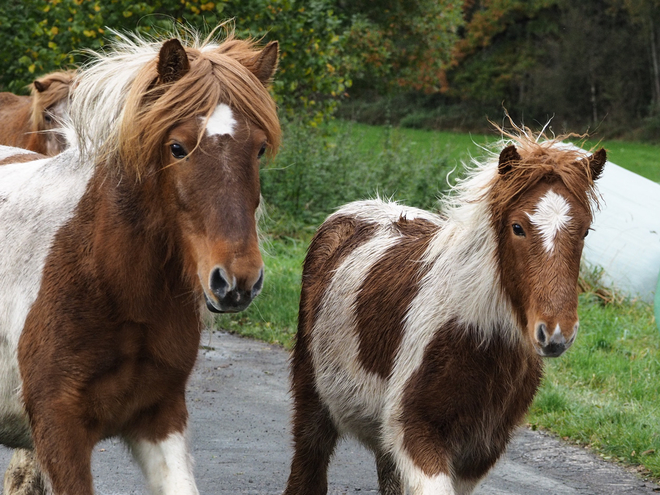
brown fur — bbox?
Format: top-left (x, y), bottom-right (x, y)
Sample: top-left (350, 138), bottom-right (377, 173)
top-left (355, 217), bottom-right (439, 378)
top-left (14, 34), bottom-right (279, 495)
top-left (0, 152), bottom-right (46, 166)
top-left (0, 71), bottom-right (75, 155)
top-left (401, 320), bottom-right (542, 480)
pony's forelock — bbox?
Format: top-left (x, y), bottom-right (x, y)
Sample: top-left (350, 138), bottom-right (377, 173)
top-left (69, 27), bottom-right (281, 179)
top-left (440, 120), bottom-right (602, 228)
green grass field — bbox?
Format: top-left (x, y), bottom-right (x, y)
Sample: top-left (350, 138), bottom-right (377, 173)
top-left (330, 121), bottom-right (660, 183)
top-left (215, 120), bottom-right (660, 480)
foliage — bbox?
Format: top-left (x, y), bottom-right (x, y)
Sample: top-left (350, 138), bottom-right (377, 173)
top-left (0, 0), bottom-right (350, 122)
top-left (259, 119), bottom-right (453, 232)
top-left (338, 0), bottom-right (464, 94)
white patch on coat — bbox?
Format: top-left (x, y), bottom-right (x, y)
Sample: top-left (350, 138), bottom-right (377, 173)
top-left (0, 146), bottom-right (94, 447)
top-left (527, 190), bottom-right (572, 253)
top-left (129, 432), bottom-right (199, 495)
top-left (204, 104), bottom-right (236, 137)
top-left (310, 229), bottom-right (398, 447)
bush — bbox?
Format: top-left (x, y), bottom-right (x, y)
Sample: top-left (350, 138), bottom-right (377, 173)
top-left (260, 120), bottom-right (452, 234)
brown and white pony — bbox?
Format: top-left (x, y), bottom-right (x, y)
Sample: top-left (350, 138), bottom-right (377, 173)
top-left (285, 130), bottom-right (606, 495)
top-left (0, 70), bottom-right (75, 155)
top-left (0, 29), bottom-right (280, 495)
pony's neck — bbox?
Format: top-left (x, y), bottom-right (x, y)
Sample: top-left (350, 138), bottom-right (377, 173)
top-left (422, 198), bottom-right (520, 345)
top-left (89, 168), bottom-right (198, 321)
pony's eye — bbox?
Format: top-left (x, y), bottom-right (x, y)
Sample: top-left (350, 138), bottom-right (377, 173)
top-left (512, 223), bottom-right (526, 237)
top-left (170, 143), bottom-right (187, 159)
top-left (584, 228), bottom-right (591, 239)
top-left (257, 143), bottom-right (267, 159)
top-left (44, 114), bottom-right (52, 124)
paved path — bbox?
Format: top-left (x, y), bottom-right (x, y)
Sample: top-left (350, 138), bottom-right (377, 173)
top-left (1, 330), bottom-right (658, 494)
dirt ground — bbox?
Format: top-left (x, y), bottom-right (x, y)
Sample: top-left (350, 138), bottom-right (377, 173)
top-left (0, 330), bottom-right (658, 494)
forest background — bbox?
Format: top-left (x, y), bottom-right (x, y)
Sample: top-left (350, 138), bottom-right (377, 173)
top-left (3, 0), bottom-right (660, 140)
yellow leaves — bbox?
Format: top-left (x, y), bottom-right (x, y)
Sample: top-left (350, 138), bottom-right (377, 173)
top-left (200, 2), bottom-right (215, 11)
top-left (28, 65), bottom-right (36, 74)
top-left (95, 4), bottom-right (101, 12)
top-left (83, 30), bottom-right (96, 38)
top-left (50, 26), bottom-right (59, 36)
top-left (122, 11), bottom-right (133, 18)
top-left (48, 41), bottom-right (57, 49)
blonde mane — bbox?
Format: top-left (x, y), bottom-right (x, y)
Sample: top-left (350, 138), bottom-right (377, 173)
top-left (69, 28), bottom-right (281, 179)
top-left (29, 70), bottom-right (76, 130)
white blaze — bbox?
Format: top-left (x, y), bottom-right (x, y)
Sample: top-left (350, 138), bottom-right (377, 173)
top-left (204, 103), bottom-right (236, 137)
top-left (527, 190), bottom-right (572, 253)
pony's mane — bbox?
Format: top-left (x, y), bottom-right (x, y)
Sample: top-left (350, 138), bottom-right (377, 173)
top-left (69, 28), bottom-right (281, 178)
top-left (29, 70), bottom-right (76, 130)
top-left (441, 122), bottom-right (602, 225)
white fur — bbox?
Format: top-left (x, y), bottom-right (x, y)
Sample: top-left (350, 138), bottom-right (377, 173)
top-left (527, 190), bottom-right (572, 253)
top-left (204, 103), bottom-right (236, 137)
top-left (130, 432), bottom-right (198, 495)
top-left (0, 147), bottom-right (94, 447)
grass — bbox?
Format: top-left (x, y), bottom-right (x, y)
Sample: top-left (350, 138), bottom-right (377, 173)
top-left (332, 120), bottom-right (660, 183)
top-left (529, 293), bottom-right (660, 477)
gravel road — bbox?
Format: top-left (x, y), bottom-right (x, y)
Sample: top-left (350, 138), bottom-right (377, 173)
top-left (0, 330), bottom-right (657, 494)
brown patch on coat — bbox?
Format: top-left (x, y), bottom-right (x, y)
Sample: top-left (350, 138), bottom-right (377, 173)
top-left (285, 214), bottom-right (377, 494)
top-left (0, 152), bottom-right (46, 166)
top-left (354, 217), bottom-right (439, 378)
top-left (401, 319), bottom-right (543, 480)
top-left (18, 165), bottom-right (201, 494)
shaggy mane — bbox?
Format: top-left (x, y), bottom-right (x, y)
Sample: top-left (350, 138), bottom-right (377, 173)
top-left (441, 121), bottom-right (602, 227)
top-left (29, 70), bottom-right (76, 130)
top-left (69, 28), bottom-right (281, 179)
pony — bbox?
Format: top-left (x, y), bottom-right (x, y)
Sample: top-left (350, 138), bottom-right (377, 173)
top-left (284, 129), bottom-right (606, 495)
top-left (0, 28), bottom-right (280, 495)
top-left (0, 71), bottom-right (75, 155)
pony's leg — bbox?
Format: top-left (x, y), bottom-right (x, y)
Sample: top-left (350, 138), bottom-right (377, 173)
top-left (30, 422), bottom-right (95, 495)
top-left (453, 477), bottom-right (481, 495)
top-left (128, 431), bottom-right (198, 495)
top-left (3, 449), bottom-right (51, 495)
top-left (375, 451), bottom-right (403, 495)
top-left (283, 380), bottom-right (339, 495)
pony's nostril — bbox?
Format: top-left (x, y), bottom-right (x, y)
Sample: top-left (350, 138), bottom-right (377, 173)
top-left (536, 323), bottom-right (547, 344)
top-left (209, 267), bottom-right (230, 299)
top-left (251, 268), bottom-right (264, 297)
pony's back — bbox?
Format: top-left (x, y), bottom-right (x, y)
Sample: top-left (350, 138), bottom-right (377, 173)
top-left (0, 94), bottom-right (31, 149)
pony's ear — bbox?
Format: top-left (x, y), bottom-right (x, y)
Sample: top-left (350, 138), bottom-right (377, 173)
top-left (584, 148), bottom-right (606, 181)
top-left (33, 79), bottom-right (50, 93)
top-left (245, 41), bottom-right (279, 86)
top-left (498, 144), bottom-right (521, 175)
top-left (156, 39), bottom-right (190, 85)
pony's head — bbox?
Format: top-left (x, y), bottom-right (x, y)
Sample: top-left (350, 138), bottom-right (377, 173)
top-left (489, 133), bottom-right (605, 357)
top-left (30, 71), bottom-right (75, 155)
top-left (71, 31), bottom-right (281, 313)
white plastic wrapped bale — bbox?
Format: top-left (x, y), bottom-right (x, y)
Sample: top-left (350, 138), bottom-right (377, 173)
top-left (583, 160), bottom-right (660, 303)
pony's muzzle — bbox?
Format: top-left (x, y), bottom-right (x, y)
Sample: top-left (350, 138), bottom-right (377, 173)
top-left (205, 266), bottom-right (264, 313)
top-left (534, 321), bottom-right (578, 357)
